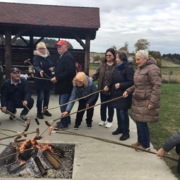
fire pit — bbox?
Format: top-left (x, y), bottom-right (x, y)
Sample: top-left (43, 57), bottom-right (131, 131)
top-left (0, 141), bottom-right (75, 179)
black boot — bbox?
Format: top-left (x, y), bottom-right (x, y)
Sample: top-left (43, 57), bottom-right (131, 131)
top-left (119, 133), bottom-right (130, 141)
top-left (37, 113), bottom-right (44, 119)
top-left (112, 128), bottom-right (123, 135)
top-left (43, 110), bottom-right (52, 116)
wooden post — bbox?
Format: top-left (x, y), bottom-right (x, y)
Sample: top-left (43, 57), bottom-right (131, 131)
top-left (5, 29), bottom-right (12, 79)
top-left (84, 34), bottom-right (90, 75)
top-left (29, 35), bottom-right (34, 61)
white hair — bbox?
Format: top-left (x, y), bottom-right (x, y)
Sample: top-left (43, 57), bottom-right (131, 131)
top-left (136, 50), bottom-right (149, 59)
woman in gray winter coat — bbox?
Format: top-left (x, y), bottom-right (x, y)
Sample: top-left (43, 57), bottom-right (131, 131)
top-left (123, 50), bottom-right (161, 150)
top-left (61, 72), bottom-right (98, 129)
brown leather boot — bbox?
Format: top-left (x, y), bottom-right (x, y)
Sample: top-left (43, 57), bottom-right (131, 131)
top-left (131, 142), bottom-right (140, 147)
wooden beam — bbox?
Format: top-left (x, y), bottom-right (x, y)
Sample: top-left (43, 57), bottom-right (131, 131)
top-left (20, 36), bottom-right (29, 46)
top-left (11, 29), bottom-right (27, 44)
top-left (84, 34), bottom-right (91, 75)
top-left (0, 34), bottom-right (5, 44)
top-left (34, 37), bottom-right (44, 46)
top-left (71, 32), bottom-right (86, 49)
top-left (29, 35), bottom-right (34, 61)
top-left (5, 29), bottom-right (12, 79)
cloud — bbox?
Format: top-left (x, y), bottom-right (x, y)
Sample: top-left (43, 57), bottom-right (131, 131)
top-left (0, 0), bottom-right (180, 54)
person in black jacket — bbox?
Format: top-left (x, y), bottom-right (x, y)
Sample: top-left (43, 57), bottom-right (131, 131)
top-left (51, 40), bottom-right (76, 129)
top-left (33, 42), bottom-right (54, 119)
top-left (104, 51), bottom-right (134, 140)
top-left (1, 67), bottom-right (34, 121)
top-left (156, 130), bottom-right (180, 174)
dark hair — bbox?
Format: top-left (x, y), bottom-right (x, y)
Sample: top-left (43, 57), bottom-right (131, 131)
top-left (116, 51), bottom-right (128, 61)
top-left (105, 48), bottom-right (116, 61)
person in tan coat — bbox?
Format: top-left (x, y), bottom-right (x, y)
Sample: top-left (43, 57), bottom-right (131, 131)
top-left (123, 50), bottom-right (161, 150)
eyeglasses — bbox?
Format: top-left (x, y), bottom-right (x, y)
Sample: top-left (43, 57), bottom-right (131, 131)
top-left (106, 54), bottom-right (112, 57)
top-left (38, 48), bottom-right (45, 50)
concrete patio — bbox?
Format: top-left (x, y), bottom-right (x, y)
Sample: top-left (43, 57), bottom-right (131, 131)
top-left (0, 94), bottom-right (177, 180)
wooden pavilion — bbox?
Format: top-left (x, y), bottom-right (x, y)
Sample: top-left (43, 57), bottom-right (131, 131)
top-left (0, 2), bottom-right (100, 78)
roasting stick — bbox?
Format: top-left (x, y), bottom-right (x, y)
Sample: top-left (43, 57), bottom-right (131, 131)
top-left (46, 95), bottom-right (124, 125)
top-left (0, 108), bottom-right (26, 127)
top-left (41, 96), bottom-right (124, 136)
top-left (24, 105), bottom-right (40, 125)
top-left (0, 130), bottom-right (38, 141)
top-left (51, 130), bottom-right (178, 163)
top-left (48, 89), bottom-right (104, 111)
top-left (0, 127), bottom-right (21, 134)
top-left (24, 58), bottom-right (51, 79)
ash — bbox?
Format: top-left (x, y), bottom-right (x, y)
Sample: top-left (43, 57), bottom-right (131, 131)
top-left (0, 143), bottom-right (75, 179)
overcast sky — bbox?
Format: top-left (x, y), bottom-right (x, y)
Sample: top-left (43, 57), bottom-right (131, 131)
top-left (1, 0), bottom-right (180, 54)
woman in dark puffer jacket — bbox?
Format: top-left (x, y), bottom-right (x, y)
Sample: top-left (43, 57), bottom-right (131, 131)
top-left (104, 51), bottom-right (134, 140)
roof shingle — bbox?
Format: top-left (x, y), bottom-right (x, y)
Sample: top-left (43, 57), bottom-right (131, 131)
top-left (0, 2), bottom-right (100, 29)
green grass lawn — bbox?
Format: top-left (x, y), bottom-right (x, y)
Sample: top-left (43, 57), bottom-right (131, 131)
top-left (148, 84), bottom-right (180, 177)
top-left (89, 64), bottom-right (99, 70)
top-left (161, 67), bottom-right (180, 76)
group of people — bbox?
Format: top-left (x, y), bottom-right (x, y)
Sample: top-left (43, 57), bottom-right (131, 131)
top-left (2, 40), bottom-right (180, 167)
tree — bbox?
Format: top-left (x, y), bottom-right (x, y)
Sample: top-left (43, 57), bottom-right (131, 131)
top-left (118, 42), bottom-right (129, 55)
top-left (111, 45), bottom-right (117, 52)
top-left (134, 39), bottom-right (150, 52)
top-left (93, 55), bottom-right (100, 63)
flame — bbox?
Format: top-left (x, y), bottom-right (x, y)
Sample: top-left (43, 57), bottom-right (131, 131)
top-left (19, 160), bottom-right (24, 165)
top-left (18, 139), bottom-right (53, 154)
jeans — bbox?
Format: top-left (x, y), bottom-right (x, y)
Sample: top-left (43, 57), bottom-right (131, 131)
top-left (59, 93), bottom-right (71, 127)
top-left (75, 97), bottom-right (98, 126)
top-left (116, 109), bottom-right (129, 134)
top-left (136, 121), bottom-right (150, 148)
top-left (7, 98), bottom-right (34, 116)
top-left (100, 93), bottom-right (114, 122)
top-left (36, 90), bottom-right (50, 113)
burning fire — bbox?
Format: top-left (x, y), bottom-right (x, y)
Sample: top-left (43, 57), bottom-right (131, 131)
top-left (18, 140), bottom-right (52, 153)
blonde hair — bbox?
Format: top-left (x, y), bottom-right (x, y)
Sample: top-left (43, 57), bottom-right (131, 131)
top-left (36, 42), bottom-right (47, 50)
top-left (73, 72), bottom-right (88, 87)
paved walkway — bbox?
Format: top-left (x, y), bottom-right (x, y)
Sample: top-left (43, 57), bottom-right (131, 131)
top-left (0, 95), bottom-right (177, 180)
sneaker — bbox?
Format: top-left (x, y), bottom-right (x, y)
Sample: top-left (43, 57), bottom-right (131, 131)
top-left (54, 123), bottom-right (69, 131)
top-left (20, 115), bottom-right (28, 121)
top-left (43, 110), bottom-right (52, 116)
top-left (136, 145), bottom-right (150, 151)
top-left (74, 124), bottom-right (80, 130)
top-left (112, 129), bottom-right (123, 135)
top-left (99, 121), bottom-right (106, 126)
top-left (37, 113), bottom-right (44, 119)
top-left (87, 124), bottom-right (92, 129)
top-left (119, 133), bottom-right (130, 141)
top-left (131, 142), bottom-right (141, 147)
top-left (105, 122), bottom-right (112, 128)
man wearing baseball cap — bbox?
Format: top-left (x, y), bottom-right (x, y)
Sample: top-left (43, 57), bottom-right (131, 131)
top-left (51, 40), bottom-right (76, 130)
top-left (1, 67), bottom-right (34, 121)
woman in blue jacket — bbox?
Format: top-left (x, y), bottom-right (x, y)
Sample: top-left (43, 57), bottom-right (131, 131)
top-left (61, 72), bottom-right (98, 129)
top-left (33, 42), bottom-right (54, 119)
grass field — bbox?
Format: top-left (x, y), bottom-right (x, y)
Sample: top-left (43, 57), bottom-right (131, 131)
top-left (149, 84), bottom-right (180, 177)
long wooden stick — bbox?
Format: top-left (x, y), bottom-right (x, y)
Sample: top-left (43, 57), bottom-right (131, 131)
top-left (41, 95), bottom-right (123, 136)
top-left (52, 130), bottom-right (178, 162)
top-left (0, 131), bottom-right (37, 141)
top-left (48, 89), bottom-right (104, 110)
